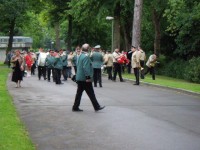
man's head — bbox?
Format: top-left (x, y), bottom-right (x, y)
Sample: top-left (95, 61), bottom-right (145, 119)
top-left (59, 49), bottom-right (63, 54)
top-left (114, 48), bottom-right (119, 53)
top-left (49, 50), bottom-right (54, 56)
top-left (131, 46), bottom-right (136, 52)
top-left (82, 43), bottom-right (90, 52)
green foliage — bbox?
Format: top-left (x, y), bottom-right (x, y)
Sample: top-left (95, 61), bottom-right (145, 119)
top-left (158, 57), bottom-right (200, 83)
top-left (158, 58), bottom-right (187, 79)
top-left (184, 57), bottom-right (200, 83)
top-left (164, 0), bottom-right (200, 58)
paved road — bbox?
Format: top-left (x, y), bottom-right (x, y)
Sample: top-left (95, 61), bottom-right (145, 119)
top-left (7, 74), bottom-right (200, 150)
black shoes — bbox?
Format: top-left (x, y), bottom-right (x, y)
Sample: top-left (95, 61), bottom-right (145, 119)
top-left (72, 106), bottom-right (105, 112)
top-left (95, 106), bottom-right (105, 112)
top-left (133, 83), bottom-right (139, 85)
top-left (72, 108), bottom-right (83, 112)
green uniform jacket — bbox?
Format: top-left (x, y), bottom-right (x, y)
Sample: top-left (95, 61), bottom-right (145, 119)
top-left (54, 57), bottom-right (63, 70)
top-left (90, 52), bottom-right (103, 68)
top-left (76, 52), bottom-right (93, 81)
top-left (61, 54), bottom-right (68, 67)
top-left (91, 52), bottom-right (103, 68)
top-left (72, 55), bottom-right (78, 66)
top-left (45, 55), bottom-right (55, 68)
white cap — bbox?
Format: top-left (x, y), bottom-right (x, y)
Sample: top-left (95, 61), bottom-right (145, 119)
top-left (94, 45), bottom-right (101, 49)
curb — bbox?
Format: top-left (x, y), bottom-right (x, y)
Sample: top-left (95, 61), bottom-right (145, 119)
top-left (123, 78), bottom-right (200, 98)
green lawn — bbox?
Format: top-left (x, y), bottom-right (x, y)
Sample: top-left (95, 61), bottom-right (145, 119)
top-left (123, 73), bottom-right (200, 93)
top-left (0, 63), bottom-right (35, 150)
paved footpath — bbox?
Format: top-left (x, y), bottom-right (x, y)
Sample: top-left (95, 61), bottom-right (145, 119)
top-left (7, 74), bottom-right (200, 150)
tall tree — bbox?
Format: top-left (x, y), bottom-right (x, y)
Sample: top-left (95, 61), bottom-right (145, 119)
top-left (0, 0), bottom-right (29, 53)
top-left (132, 0), bottom-right (143, 48)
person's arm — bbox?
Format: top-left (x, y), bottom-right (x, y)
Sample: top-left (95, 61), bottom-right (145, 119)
top-left (82, 56), bottom-right (92, 82)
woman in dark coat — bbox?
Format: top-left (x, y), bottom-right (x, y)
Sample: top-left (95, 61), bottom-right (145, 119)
top-left (11, 50), bottom-right (24, 88)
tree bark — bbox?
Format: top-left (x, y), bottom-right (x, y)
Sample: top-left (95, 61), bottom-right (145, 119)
top-left (113, 2), bottom-right (121, 51)
top-left (153, 8), bottom-right (161, 56)
top-left (6, 18), bottom-right (16, 54)
top-left (67, 15), bottom-right (73, 51)
top-left (132, 0), bottom-right (143, 48)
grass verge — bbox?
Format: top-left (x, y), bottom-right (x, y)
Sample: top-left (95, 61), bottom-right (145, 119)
top-left (123, 73), bottom-right (200, 93)
top-left (0, 63), bottom-right (35, 150)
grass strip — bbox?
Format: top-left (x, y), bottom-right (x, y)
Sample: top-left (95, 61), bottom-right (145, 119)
top-left (0, 63), bottom-right (35, 150)
top-left (123, 73), bottom-right (200, 93)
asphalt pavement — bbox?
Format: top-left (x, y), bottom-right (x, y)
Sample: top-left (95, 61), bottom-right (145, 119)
top-left (7, 74), bottom-right (200, 150)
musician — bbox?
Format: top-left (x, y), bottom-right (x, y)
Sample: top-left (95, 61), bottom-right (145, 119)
top-left (131, 46), bottom-right (142, 85)
top-left (139, 47), bottom-right (146, 79)
top-left (112, 48), bottom-right (124, 82)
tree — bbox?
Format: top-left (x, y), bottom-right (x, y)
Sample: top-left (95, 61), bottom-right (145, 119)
top-left (0, 0), bottom-right (29, 53)
top-left (164, 0), bottom-right (200, 59)
top-left (132, 0), bottom-right (143, 48)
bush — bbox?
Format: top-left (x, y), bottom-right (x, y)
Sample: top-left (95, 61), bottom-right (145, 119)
top-left (157, 58), bottom-right (187, 79)
top-left (184, 57), bottom-right (200, 83)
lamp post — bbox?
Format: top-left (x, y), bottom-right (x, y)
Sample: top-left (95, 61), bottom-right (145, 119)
top-left (106, 16), bottom-right (114, 52)
top-left (51, 41), bottom-right (54, 50)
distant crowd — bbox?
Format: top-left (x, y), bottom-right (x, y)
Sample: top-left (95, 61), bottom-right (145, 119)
top-left (8, 45), bottom-right (157, 88)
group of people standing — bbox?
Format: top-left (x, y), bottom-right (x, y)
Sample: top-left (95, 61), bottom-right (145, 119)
top-left (9, 44), bottom-right (157, 112)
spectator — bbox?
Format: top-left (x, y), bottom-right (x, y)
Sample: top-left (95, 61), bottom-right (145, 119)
top-left (10, 50), bottom-right (25, 88)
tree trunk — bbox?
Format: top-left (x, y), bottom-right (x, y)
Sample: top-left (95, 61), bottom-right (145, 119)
top-left (122, 24), bottom-right (131, 51)
top-left (153, 8), bottom-right (161, 57)
top-left (55, 22), bottom-right (60, 50)
top-left (67, 15), bottom-right (73, 51)
top-left (6, 18), bottom-right (16, 54)
top-left (4, 18), bottom-right (15, 64)
top-left (132, 0), bottom-right (143, 48)
top-left (113, 2), bottom-right (121, 51)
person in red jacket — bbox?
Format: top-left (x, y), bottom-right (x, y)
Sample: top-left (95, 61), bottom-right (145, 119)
top-left (25, 51), bottom-right (33, 77)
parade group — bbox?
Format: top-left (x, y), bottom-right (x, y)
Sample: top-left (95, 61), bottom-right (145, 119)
top-left (8, 44), bottom-right (157, 88)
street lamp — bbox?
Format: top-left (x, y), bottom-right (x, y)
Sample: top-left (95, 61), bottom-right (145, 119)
top-left (51, 41), bottom-right (54, 50)
top-left (106, 16), bottom-right (114, 52)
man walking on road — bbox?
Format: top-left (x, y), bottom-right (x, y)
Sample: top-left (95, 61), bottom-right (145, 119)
top-left (72, 43), bottom-right (105, 112)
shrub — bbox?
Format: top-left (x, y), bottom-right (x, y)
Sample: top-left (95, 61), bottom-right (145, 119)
top-left (184, 57), bottom-right (200, 83)
top-left (157, 58), bottom-right (187, 79)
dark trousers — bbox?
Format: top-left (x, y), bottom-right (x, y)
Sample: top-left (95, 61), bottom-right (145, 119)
top-left (54, 68), bottom-right (62, 84)
top-left (107, 66), bottom-right (113, 80)
top-left (62, 66), bottom-right (67, 80)
top-left (31, 63), bottom-right (36, 75)
top-left (74, 66), bottom-right (77, 74)
top-left (38, 66), bottom-right (46, 80)
top-left (93, 68), bottom-right (102, 86)
top-left (73, 81), bottom-right (100, 110)
top-left (140, 60), bottom-right (145, 79)
top-left (134, 68), bottom-right (140, 85)
top-left (127, 62), bottom-right (131, 74)
top-left (113, 63), bottom-right (123, 81)
top-left (145, 67), bottom-right (155, 80)
top-left (66, 66), bottom-right (72, 78)
top-left (47, 68), bottom-right (54, 81)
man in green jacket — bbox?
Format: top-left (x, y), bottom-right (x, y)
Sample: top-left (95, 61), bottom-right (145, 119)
top-left (54, 51), bottom-right (63, 84)
top-left (72, 43), bottom-right (105, 112)
top-left (90, 45), bottom-right (103, 87)
top-left (45, 50), bottom-right (55, 82)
